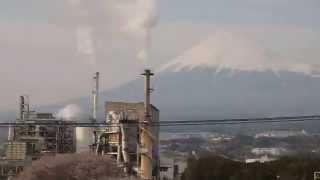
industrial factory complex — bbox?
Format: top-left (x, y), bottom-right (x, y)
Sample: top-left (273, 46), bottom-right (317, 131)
top-left (91, 101), bottom-right (160, 177)
top-left (0, 70), bottom-right (162, 180)
top-left (0, 95), bottom-right (77, 179)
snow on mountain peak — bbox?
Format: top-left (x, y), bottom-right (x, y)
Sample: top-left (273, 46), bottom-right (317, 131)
top-left (159, 31), bottom-right (319, 76)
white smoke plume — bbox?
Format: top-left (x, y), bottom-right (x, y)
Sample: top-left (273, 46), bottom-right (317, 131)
top-left (57, 104), bottom-right (82, 121)
top-left (76, 26), bottom-right (96, 65)
top-left (56, 102), bottom-right (91, 151)
top-left (118, 0), bottom-right (158, 34)
top-left (66, 0), bottom-right (158, 65)
top-left (132, 0), bottom-right (158, 64)
top-left (66, 0), bottom-right (96, 66)
top-left (105, 0), bottom-right (158, 64)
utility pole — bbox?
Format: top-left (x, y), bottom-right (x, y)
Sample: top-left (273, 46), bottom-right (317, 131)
top-left (140, 69), bottom-right (154, 180)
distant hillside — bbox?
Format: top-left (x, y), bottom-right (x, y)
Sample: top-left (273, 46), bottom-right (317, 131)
top-left (2, 67), bottom-right (320, 134)
top-left (95, 67), bottom-right (320, 120)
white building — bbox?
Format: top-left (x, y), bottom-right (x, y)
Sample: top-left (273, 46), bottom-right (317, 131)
top-left (245, 155), bottom-right (276, 164)
top-left (255, 130), bottom-right (307, 138)
top-left (251, 148), bottom-right (286, 156)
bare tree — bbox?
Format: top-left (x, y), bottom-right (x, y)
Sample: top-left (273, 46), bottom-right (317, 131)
top-left (14, 153), bottom-right (126, 180)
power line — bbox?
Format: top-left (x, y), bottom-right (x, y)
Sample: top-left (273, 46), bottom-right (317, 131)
top-left (158, 118), bottom-right (319, 126)
top-left (0, 115), bottom-right (319, 127)
top-left (157, 115), bottom-right (320, 126)
top-left (159, 115), bottom-right (320, 124)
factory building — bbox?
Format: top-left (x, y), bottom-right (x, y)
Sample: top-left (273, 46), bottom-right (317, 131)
top-left (0, 96), bottom-right (77, 179)
top-left (93, 101), bottom-right (160, 178)
top-left (0, 142), bottom-right (31, 180)
top-left (13, 96), bottom-right (76, 156)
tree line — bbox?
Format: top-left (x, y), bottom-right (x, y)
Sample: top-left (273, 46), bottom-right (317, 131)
top-left (182, 154), bottom-right (320, 180)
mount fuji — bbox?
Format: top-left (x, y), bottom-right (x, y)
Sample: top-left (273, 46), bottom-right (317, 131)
top-left (3, 32), bottom-right (320, 126)
top-left (98, 32), bottom-right (320, 120)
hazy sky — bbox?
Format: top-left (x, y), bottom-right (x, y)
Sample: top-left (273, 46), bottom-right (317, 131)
top-left (0, 0), bottom-right (319, 111)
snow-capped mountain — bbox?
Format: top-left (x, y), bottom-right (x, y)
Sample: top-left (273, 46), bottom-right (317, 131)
top-left (144, 32), bottom-right (319, 119)
top-left (159, 31), bottom-right (320, 77)
top-left (3, 32), bottom-right (320, 125)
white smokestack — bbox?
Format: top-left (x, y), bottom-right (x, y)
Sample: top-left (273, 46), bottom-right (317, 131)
top-left (8, 123), bottom-right (13, 141)
top-left (92, 72), bottom-right (99, 122)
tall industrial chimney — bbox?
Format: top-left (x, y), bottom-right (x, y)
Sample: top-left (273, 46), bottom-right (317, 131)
top-left (7, 122), bottom-right (13, 141)
top-left (92, 72), bottom-right (99, 122)
top-left (19, 95), bottom-right (30, 121)
top-left (140, 69), bottom-right (154, 180)
top-left (143, 69), bottom-right (153, 119)
top-left (91, 72), bottom-right (99, 146)
top-left (19, 96), bottom-right (25, 121)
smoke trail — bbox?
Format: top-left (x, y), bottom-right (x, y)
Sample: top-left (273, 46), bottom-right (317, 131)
top-left (66, 0), bottom-right (96, 66)
top-left (66, 0), bottom-right (158, 65)
top-left (76, 26), bottom-right (96, 66)
top-left (116, 0), bottom-right (158, 63)
top-left (56, 104), bottom-right (82, 121)
top-left (119, 0), bottom-right (158, 34)
top-left (55, 103), bottom-right (92, 152)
